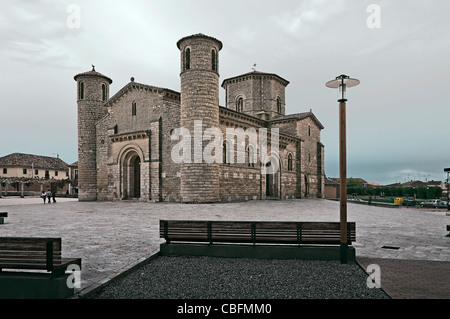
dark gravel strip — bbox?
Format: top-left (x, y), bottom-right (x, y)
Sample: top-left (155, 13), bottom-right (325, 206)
top-left (86, 256), bottom-right (390, 299)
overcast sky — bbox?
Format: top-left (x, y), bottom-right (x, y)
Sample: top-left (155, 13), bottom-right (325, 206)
top-left (1, 0), bottom-right (449, 185)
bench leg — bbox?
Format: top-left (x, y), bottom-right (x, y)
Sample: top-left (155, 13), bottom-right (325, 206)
top-left (0, 218), bottom-right (4, 225)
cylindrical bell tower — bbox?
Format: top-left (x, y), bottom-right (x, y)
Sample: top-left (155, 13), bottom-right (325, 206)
top-left (177, 34), bottom-right (222, 203)
top-left (74, 66), bottom-right (112, 201)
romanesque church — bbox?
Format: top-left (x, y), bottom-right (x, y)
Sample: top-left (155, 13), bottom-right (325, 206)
top-left (74, 33), bottom-right (325, 203)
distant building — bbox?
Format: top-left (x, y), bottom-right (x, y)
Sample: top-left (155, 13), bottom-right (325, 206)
top-left (324, 177), bottom-right (339, 199)
top-left (324, 177), bottom-right (381, 199)
top-left (68, 161), bottom-right (78, 195)
top-left (0, 153), bottom-right (69, 195)
top-left (398, 180), bottom-right (426, 188)
top-left (0, 153), bottom-right (68, 180)
top-left (425, 180), bottom-right (444, 189)
top-left (386, 180), bottom-right (444, 189)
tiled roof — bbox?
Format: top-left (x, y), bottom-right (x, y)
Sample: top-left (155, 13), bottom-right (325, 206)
top-left (325, 178), bottom-right (339, 185)
top-left (105, 80), bottom-right (180, 108)
top-left (426, 180), bottom-right (443, 186)
top-left (385, 183), bottom-right (402, 187)
top-left (269, 111), bottom-right (325, 130)
top-left (177, 33), bottom-right (223, 50)
top-left (401, 180), bottom-right (426, 187)
top-left (222, 70), bottom-right (290, 88)
top-left (74, 67), bottom-right (113, 84)
top-left (0, 153), bottom-right (68, 170)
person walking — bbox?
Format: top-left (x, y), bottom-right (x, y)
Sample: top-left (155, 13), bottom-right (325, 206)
top-left (369, 194), bottom-right (372, 205)
top-left (42, 191), bottom-right (46, 204)
top-left (52, 191), bottom-right (57, 203)
top-left (46, 190), bottom-right (52, 204)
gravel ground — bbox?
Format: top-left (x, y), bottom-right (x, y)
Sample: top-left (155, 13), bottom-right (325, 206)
top-left (86, 256), bottom-right (390, 299)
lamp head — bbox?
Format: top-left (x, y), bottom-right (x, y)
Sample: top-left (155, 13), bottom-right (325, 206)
top-left (326, 74), bottom-right (360, 102)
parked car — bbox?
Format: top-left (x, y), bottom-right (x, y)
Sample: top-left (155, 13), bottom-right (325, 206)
top-left (437, 201), bottom-right (448, 209)
top-left (420, 199), bottom-right (443, 208)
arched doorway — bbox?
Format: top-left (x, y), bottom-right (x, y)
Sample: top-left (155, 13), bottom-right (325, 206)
top-left (133, 156), bottom-right (141, 198)
top-left (265, 155), bottom-right (280, 199)
top-left (121, 150), bottom-right (142, 200)
top-left (266, 162), bottom-right (274, 197)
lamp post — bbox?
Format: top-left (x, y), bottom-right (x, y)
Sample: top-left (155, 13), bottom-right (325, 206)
top-left (445, 168), bottom-right (450, 211)
top-left (326, 74), bottom-right (360, 264)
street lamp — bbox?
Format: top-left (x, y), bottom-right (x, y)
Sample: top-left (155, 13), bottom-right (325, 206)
top-left (445, 168), bottom-right (450, 211)
top-left (326, 74), bottom-right (360, 264)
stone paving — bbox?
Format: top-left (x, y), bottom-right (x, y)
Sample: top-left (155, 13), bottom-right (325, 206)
top-left (0, 196), bottom-right (449, 298)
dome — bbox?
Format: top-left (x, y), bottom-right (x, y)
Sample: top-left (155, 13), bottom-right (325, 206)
top-left (176, 33), bottom-right (223, 50)
top-left (74, 65), bottom-right (113, 84)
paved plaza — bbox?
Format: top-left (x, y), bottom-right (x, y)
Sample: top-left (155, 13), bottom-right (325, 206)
top-left (0, 196), bottom-right (449, 299)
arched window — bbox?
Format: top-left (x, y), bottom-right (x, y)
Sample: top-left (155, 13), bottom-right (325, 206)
top-left (185, 48), bottom-right (191, 70)
top-left (132, 102), bottom-right (137, 116)
top-left (287, 153), bottom-right (293, 171)
top-left (277, 97), bottom-right (282, 113)
top-left (223, 142), bottom-right (227, 164)
top-left (223, 141), bottom-right (231, 164)
top-left (102, 84), bottom-right (107, 102)
top-left (79, 81), bottom-right (84, 100)
top-left (212, 49), bottom-right (217, 71)
top-left (248, 145), bottom-right (255, 168)
top-left (236, 97), bottom-right (244, 112)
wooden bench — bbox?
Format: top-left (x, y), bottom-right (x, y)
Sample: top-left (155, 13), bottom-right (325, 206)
top-left (0, 212), bottom-right (7, 224)
top-left (0, 237), bottom-right (81, 275)
top-left (0, 237), bottom-right (82, 299)
top-left (159, 220), bottom-right (356, 261)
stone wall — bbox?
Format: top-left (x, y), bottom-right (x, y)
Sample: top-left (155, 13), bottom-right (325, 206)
top-left (75, 71), bottom-right (112, 201)
top-left (219, 165), bottom-right (261, 201)
top-left (95, 113), bottom-right (115, 201)
top-left (296, 117), bottom-right (324, 198)
top-left (223, 73), bottom-right (287, 120)
top-left (160, 102), bottom-right (181, 202)
top-left (96, 82), bottom-right (181, 202)
top-left (178, 34), bottom-right (222, 203)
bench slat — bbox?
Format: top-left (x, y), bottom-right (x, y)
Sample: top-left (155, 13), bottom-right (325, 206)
top-left (0, 238), bottom-right (62, 251)
top-left (0, 237), bottom-right (81, 272)
top-left (0, 258), bottom-right (81, 270)
top-left (160, 220), bottom-right (356, 245)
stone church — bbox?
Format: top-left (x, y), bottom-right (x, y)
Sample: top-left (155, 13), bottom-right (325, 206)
top-left (74, 33), bottom-right (325, 203)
